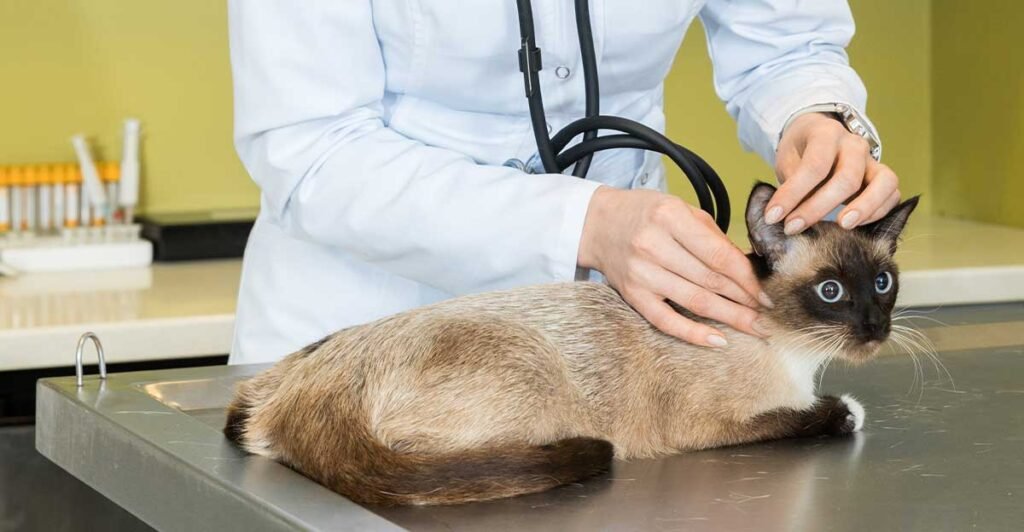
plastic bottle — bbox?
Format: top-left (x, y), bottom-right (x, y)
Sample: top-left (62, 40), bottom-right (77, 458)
top-left (120, 119), bottom-right (141, 224)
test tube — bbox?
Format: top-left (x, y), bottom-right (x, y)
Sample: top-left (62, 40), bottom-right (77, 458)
top-left (23, 165), bottom-right (37, 233)
top-left (38, 165), bottom-right (53, 233)
top-left (0, 166), bottom-right (10, 234)
top-left (70, 135), bottom-right (106, 228)
top-left (9, 166), bottom-right (24, 234)
top-left (65, 163), bottom-right (81, 228)
top-left (79, 171), bottom-right (91, 228)
top-left (100, 162), bottom-right (120, 225)
top-left (52, 164), bottom-right (65, 231)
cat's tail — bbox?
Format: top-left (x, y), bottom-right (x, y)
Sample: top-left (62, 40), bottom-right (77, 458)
top-left (225, 395), bottom-right (612, 506)
top-left (223, 367), bottom-right (613, 506)
top-left (336, 437), bottom-right (614, 506)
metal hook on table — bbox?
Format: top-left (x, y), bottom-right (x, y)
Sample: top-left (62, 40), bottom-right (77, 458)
top-left (75, 332), bottom-right (107, 387)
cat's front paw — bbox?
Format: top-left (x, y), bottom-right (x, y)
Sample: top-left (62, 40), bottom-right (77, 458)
top-left (815, 394), bottom-right (865, 436)
top-left (806, 392), bottom-right (864, 433)
top-left (838, 394), bottom-right (865, 433)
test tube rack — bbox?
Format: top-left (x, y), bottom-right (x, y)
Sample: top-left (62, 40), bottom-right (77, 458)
top-left (0, 226), bottom-right (153, 273)
top-left (0, 163), bottom-right (153, 274)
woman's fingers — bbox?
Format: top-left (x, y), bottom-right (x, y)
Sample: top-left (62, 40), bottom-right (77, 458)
top-left (642, 266), bottom-right (763, 338)
top-left (646, 230), bottom-right (759, 308)
top-left (627, 290), bottom-right (728, 347)
top-left (765, 131), bottom-right (840, 225)
top-left (665, 209), bottom-right (765, 306)
top-left (838, 161), bottom-right (900, 227)
top-left (645, 198), bottom-right (765, 307)
top-left (784, 136), bottom-right (868, 233)
top-left (864, 189), bottom-right (902, 224)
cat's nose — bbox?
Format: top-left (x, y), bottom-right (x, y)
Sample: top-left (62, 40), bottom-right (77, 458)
top-left (856, 313), bottom-right (890, 341)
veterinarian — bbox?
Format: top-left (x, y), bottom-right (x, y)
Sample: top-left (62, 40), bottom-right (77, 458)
top-left (227, 1), bottom-right (901, 364)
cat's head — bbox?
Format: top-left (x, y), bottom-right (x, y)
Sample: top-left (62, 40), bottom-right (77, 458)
top-left (745, 182), bottom-right (919, 362)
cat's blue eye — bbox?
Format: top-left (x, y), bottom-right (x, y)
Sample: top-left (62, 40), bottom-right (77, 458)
top-left (816, 280), bottom-right (844, 303)
top-left (875, 271), bottom-right (893, 294)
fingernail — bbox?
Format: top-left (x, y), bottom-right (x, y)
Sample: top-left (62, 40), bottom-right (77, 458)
top-left (758, 291), bottom-right (774, 308)
top-left (753, 317), bottom-right (773, 337)
top-left (783, 218), bottom-right (805, 235)
top-left (707, 334), bottom-right (728, 347)
top-left (840, 210), bottom-right (861, 229)
top-left (764, 206), bottom-right (783, 224)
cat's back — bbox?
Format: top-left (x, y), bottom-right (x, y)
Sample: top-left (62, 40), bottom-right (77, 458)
top-left (301, 281), bottom-right (644, 372)
top-left (406, 281), bottom-right (642, 336)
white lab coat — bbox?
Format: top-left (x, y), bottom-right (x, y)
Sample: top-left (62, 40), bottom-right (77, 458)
top-left (227, 0), bottom-right (877, 364)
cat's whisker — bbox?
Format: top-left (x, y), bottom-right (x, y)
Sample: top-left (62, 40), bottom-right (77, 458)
top-left (773, 329), bottom-right (836, 355)
top-left (889, 331), bottom-right (924, 398)
top-left (892, 314), bottom-right (951, 328)
top-left (815, 334), bottom-right (847, 389)
top-left (891, 324), bottom-right (956, 390)
top-left (893, 307), bottom-right (941, 316)
top-left (895, 333), bottom-right (928, 403)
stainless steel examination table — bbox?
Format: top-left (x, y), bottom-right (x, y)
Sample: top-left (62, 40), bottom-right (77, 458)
top-left (36, 305), bottom-right (1024, 531)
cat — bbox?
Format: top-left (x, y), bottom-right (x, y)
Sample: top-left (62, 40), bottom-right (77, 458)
top-left (224, 182), bottom-right (918, 506)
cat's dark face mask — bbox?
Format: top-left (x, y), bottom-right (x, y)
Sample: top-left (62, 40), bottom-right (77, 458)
top-left (745, 183), bottom-right (920, 362)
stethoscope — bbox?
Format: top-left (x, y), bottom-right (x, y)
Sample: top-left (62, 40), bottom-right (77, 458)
top-left (515, 0), bottom-right (731, 232)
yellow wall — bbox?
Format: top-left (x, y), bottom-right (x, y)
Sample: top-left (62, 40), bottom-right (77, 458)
top-left (0, 0), bottom-right (256, 215)
top-left (932, 1), bottom-right (1024, 227)
top-left (664, 0), bottom-right (933, 236)
top-left (3, 1), bottom-right (1016, 230)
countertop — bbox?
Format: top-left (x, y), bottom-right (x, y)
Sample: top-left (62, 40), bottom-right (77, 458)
top-left (0, 260), bottom-right (240, 371)
top-left (4, 214), bottom-right (1024, 372)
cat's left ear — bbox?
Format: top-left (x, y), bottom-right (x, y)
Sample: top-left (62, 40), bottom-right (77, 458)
top-left (859, 196), bottom-right (920, 254)
top-left (746, 182), bottom-right (788, 266)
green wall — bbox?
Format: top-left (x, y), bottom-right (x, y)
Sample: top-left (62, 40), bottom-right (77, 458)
top-left (0, 0), bottom-right (256, 215)
top-left (932, 1), bottom-right (1024, 227)
top-left (1, 1), bottom-right (1017, 229)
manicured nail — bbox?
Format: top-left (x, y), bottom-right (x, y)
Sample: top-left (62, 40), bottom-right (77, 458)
top-left (753, 317), bottom-right (773, 337)
top-left (758, 291), bottom-right (774, 308)
top-left (707, 334), bottom-right (728, 347)
top-left (783, 218), bottom-right (805, 235)
top-left (764, 206), bottom-right (784, 225)
top-left (840, 210), bottom-right (861, 229)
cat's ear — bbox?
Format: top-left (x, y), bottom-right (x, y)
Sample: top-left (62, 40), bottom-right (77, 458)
top-left (745, 182), bottom-right (788, 265)
top-left (859, 196), bottom-right (920, 254)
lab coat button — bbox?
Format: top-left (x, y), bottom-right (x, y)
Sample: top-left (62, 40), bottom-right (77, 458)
top-left (639, 172), bottom-right (650, 185)
top-left (555, 66), bottom-right (571, 79)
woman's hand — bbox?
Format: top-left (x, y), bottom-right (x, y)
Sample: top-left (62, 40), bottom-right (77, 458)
top-left (578, 187), bottom-right (771, 347)
top-left (767, 113), bottom-right (901, 234)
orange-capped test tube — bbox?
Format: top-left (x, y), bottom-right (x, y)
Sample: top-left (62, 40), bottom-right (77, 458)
top-left (23, 165), bottom-right (38, 232)
top-left (51, 164), bottom-right (66, 231)
top-left (9, 166), bottom-right (25, 233)
top-left (65, 163), bottom-right (81, 228)
top-left (37, 165), bottom-right (54, 232)
top-left (100, 161), bottom-right (120, 224)
top-left (0, 166), bottom-right (10, 233)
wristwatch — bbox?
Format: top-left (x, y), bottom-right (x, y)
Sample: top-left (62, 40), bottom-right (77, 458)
top-left (783, 103), bottom-right (882, 161)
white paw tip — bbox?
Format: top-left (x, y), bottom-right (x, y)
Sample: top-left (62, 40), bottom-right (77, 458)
top-left (840, 394), bottom-right (865, 432)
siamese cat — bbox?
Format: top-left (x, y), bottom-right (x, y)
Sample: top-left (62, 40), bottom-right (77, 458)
top-left (225, 182), bottom-right (918, 506)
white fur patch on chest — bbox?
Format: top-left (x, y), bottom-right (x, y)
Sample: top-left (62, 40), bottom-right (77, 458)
top-left (778, 349), bottom-right (827, 409)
